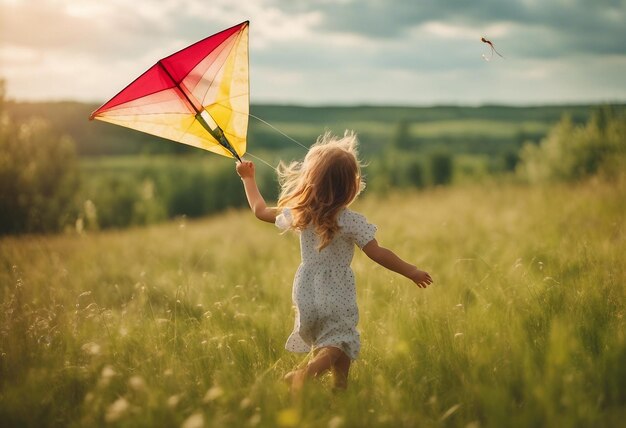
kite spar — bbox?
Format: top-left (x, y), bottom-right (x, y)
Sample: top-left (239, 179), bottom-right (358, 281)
top-left (90, 21), bottom-right (249, 162)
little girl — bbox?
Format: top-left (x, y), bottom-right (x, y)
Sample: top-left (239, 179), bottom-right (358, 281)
top-left (236, 131), bottom-right (432, 393)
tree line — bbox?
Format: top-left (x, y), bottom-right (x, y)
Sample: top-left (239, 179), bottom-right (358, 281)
top-left (1, 82), bottom-right (623, 235)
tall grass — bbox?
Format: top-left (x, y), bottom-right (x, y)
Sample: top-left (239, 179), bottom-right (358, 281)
top-left (1, 176), bottom-right (624, 427)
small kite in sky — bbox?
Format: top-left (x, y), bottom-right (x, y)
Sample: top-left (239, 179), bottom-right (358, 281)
top-left (90, 21), bottom-right (249, 161)
top-left (481, 36), bottom-right (504, 61)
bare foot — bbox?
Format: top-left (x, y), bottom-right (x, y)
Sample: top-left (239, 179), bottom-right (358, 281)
top-left (283, 371), bottom-right (297, 385)
top-left (290, 370), bottom-right (306, 398)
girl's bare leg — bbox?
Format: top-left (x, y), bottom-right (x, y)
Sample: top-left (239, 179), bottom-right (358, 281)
top-left (283, 371), bottom-right (297, 384)
top-left (331, 351), bottom-right (351, 390)
top-left (291, 347), bottom-right (344, 394)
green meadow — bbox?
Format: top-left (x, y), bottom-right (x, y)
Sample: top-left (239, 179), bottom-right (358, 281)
top-left (1, 175), bottom-right (624, 427)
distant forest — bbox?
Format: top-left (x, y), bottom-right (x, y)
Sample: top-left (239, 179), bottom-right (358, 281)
top-left (5, 101), bottom-right (612, 158)
top-left (2, 99), bottom-right (624, 234)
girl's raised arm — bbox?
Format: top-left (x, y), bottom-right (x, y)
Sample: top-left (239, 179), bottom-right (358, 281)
top-left (236, 161), bottom-right (277, 223)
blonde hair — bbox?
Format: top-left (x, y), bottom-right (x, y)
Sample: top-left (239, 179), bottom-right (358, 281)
top-left (277, 131), bottom-right (365, 250)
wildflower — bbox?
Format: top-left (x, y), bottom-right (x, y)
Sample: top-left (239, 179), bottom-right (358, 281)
top-left (167, 394), bottom-right (181, 409)
top-left (181, 412), bottom-right (204, 428)
top-left (328, 416), bottom-right (344, 428)
top-left (81, 342), bottom-right (101, 356)
top-left (102, 365), bottom-right (116, 377)
top-left (248, 413), bottom-right (261, 427)
top-left (239, 397), bottom-right (252, 410)
top-left (99, 365), bottom-right (117, 386)
top-left (105, 397), bottom-right (129, 422)
top-left (128, 375), bottom-right (146, 391)
top-left (203, 386), bottom-right (224, 403)
top-left (276, 408), bottom-right (300, 427)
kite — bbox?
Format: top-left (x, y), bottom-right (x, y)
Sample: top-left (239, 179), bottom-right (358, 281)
top-left (481, 36), bottom-right (504, 61)
top-left (90, 21), bottom-right (249, 161)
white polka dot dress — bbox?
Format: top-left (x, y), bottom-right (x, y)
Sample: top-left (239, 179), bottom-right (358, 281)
top-left (275, 208), bottom-right (377, 360)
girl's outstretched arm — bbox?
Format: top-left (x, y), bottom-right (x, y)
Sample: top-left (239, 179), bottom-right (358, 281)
top-left (236, 161), bottom-right (277, 223)
top-left (362, 239), bottom-right (433, 288)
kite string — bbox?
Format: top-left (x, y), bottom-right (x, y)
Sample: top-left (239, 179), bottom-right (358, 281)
top-left (245, 151), bottom-right (277, 170)
top-left (248, 113), bottom-right (309, 151)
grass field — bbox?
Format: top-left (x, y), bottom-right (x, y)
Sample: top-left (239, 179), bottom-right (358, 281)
top-left (1, 176), bottom-right (625, 427)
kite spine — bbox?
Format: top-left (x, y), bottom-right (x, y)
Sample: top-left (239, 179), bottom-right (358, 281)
top-left (156, 61), bottom-right (242, 162)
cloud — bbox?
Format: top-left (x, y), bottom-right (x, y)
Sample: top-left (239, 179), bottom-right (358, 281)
top-left (0, 0), bottom-right (624, 104)
top-left (275, 0), bottom-right (626, 58)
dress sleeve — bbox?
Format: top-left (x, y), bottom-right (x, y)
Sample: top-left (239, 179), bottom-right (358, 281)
top-left (275, 208), bottom-right (293, 231)
top-left (339, 210), bottom-right (377, 249)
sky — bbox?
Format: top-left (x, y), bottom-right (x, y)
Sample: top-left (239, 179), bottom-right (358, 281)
top-left (1, 0), bottom-right (625, 106)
